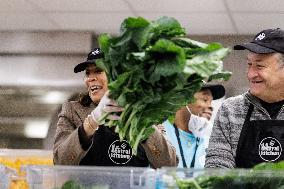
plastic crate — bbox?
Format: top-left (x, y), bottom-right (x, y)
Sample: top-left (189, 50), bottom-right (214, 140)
top-left (0, 149), bottom-right (53, 171)
top-left (0, 149), bottom-right (53, 189)
top-left (26, 165), bottom-right (157, 189)
top-left (156, 167), bottom-right (284, 189)
top-left (0, 165), bottom-right (16, 189)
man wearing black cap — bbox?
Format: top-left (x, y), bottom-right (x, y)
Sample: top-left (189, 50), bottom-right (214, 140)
top-left (162, 83), bottom-right (225, 168)
top-left (205, 28), bottom-right (284, 168)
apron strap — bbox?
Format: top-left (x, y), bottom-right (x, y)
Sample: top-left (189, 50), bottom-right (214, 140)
top-left (244, 103), bottom-right (254, 125)
top-left (235, 103), bottom-right (254, 165)
top-left (173, 124), bottom-right (188, 168)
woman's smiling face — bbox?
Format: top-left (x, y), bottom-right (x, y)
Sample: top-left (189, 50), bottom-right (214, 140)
top-left (84, 64), bottom-right (108, 104)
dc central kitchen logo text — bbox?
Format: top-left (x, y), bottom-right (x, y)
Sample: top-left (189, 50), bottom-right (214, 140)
top-left (108, 140), bottom-right (133, 164)
top-left (259, 137), bottom-right (282, 162)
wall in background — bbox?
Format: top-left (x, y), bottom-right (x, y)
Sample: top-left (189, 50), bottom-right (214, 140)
top-left (0, 31), bottom-right (252, 149)
top-left (0, 32), bottom-right (92, 149)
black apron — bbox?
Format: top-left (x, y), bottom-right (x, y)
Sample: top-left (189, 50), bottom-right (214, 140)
top-left (235, 104), bottom-right (284, 168)
top-left (80, 126), bottom-right (149, 167)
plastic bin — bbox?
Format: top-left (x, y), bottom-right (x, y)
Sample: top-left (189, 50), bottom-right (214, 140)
top-left (156, 167), bottom-right (284, 189)
top-left (0, 149), bottom-right (53, 171)
top-left (26, 165), bottom-right (157, 189)
top-left (0, 165), bottom-right (16, 189)
top-left (0, 149), bottom-right (53, 189)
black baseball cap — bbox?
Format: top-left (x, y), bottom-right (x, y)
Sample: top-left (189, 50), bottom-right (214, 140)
top-left (234, 28), bottom-right (284, 54)
top-left (74, 48), bottom-right (104, 73)
top-left (201, 84), bottom-right (225, 100)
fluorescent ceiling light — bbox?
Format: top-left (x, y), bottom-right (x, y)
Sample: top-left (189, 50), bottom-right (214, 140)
top-left (24, 120), bottom-right (49, 138)
top-left (40, 91), bottom-right (67, 104)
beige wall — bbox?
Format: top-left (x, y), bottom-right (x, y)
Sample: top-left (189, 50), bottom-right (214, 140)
top-left (0, 31), bottom-right (253, 149)
top-left (0, 32), bottom-right (252, 97)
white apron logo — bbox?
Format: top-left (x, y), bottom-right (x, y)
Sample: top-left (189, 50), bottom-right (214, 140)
top-left (259, 137), bottom-right (282, 162)
top-left (108, 140), bottom-right (133, 164)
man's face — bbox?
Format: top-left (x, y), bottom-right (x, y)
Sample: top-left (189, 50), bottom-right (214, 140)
top-left (246, 52), bottom-right (284, 102)
top-left (188, 89), bottom-right (213, 120)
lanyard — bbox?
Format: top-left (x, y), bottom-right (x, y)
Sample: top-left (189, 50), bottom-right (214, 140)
top-left (174, 124), bottom-right (187, 168)
top-left (190, 138), bottom-right (200, 168)
top-left (174, 124), bottom-right (200, 168)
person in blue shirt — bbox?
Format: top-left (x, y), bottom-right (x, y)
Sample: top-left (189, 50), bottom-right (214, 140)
top-left (163, 84), bottom-right (225, 168)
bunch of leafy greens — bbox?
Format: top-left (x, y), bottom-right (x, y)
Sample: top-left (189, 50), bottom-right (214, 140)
top-left (57, 180), bottom-right (108, 189)
top-left (173, 160), bottom-right (284, 189)
top-left (96, 16), bottom-right (231, 154)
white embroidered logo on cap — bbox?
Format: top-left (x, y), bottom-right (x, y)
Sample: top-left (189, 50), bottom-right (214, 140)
top-left (91, 49), bottom-right (100, 55)
top-left (255, 33), bottom-right (266, 41)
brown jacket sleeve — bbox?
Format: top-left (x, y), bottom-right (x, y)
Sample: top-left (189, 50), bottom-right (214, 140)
top-left (53, 102), bottom-right (178, 167)
top-left (53, 102), bottom-right (92, 165)
top-left (141, 125), bottom-right (178, 168)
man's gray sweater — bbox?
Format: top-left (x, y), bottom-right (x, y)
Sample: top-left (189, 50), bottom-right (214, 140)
top-left (205, 91), bottom-right (284, 168)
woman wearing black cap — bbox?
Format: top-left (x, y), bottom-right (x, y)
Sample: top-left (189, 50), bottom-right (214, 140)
top-left (53, 48), bottom-right (177, 168)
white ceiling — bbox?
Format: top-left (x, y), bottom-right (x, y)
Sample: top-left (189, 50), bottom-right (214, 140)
top-left (2, 0), bottom-right (283, 148)
top-left (0, 0), bottom-right (284, 35)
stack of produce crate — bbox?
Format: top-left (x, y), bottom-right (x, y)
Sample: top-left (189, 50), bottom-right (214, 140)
top-left (0, 149), bottom-right (53, 189)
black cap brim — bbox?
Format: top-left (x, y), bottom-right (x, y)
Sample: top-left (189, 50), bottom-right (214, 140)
top-left (74, 60), bottom-right (96, 73)
top-left (234, 42), bottom-right (276, 54)
top-left (202, 84), bottom-right (225, 100)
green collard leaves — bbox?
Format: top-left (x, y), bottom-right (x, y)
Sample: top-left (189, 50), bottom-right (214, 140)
top-left (184, 44), bottom-right (231, 78)
top-left (151, 16), bottom-right (186, 42)
top-left (175, 161), bottom-right (284, 189)
top-left (253, 160), bottom-right (284, 171)
top-left (172, 37), bottom-right (208, 48)
top-left (98, 34), bottom-right (111, 57)
top-left (98, 16), bottom-right (231, 154)
top-left (60, 180), bottom-right (109, 189)
top-left (208, 71), bottom-right (232, 82)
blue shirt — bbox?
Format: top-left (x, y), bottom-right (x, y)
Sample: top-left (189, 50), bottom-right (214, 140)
top-left (163, 120), bottom-right (206, 169)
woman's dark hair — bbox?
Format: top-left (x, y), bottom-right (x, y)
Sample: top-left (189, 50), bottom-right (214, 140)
top-left (79, 92), bottom-right (93, 107)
